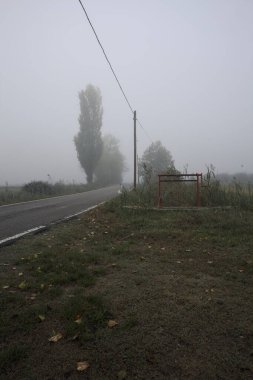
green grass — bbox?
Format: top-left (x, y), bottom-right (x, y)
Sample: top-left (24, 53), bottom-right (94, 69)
top-left (63, 290), bottom-right (112, 344)
top-left (0, 199), bottom-right (253, 379)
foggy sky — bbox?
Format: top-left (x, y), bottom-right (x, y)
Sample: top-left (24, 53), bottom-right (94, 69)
top-left (1, 0), bottom-right (253, 185)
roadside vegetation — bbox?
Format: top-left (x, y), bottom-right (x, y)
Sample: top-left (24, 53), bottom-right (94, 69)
top-left (0, 181), bottom-right (103, 206)
top-left (125, 175), bottom-right (253, 210)
top-left (132, 163), bottom-right (253, 210)
top-left (1, 185), bottom-right (253, 378)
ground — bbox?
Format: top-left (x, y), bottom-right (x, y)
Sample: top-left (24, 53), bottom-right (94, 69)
top-left (0, 199), bottom-right (253, 379)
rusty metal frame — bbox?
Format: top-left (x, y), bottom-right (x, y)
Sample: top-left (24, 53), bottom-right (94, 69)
top-left (158, 173), bottom-right (203, 208)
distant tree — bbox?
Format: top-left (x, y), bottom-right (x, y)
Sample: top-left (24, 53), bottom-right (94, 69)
top-left (95, 134), bottom-right (125, 185)
top-left (74, 85), bottom-right (103, 184)
top-left (139, 141), bottom-right (175, 182)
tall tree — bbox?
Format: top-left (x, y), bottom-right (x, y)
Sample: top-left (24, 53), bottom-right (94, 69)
top-left (95, 134), bottom-right (125, 185)
top-left (139, 141), bottom-right (175, 182)
top-left (74, 85), bottom-right (103, 184)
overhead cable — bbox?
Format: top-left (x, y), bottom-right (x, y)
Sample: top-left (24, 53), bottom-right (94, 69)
top-left (77, 0), bottom-right (152, 142)
top-left (77, 0), bottom-right (134, 114)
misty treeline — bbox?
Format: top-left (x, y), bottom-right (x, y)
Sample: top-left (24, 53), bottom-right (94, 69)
top-left (216, 172), bottom-right (253, 184)
top-left (74, 85), bottom-right (125, 185)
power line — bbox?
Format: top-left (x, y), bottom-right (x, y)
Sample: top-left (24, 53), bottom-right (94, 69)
top-left (77, 0), bottom-right (153, 143)
top-left (77, 0), bottom-right (134, 114)
top-left (137, 119), bottom-right (152, 142)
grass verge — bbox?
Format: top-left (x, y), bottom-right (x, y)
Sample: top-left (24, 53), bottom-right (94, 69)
top-left (0, 198), bottom-right (253, 379)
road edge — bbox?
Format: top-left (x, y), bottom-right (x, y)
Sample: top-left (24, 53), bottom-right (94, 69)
top-left (0, 202), bottom-right (105, 249)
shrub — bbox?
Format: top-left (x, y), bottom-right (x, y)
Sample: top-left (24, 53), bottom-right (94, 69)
top-left (22, 181), bottom-right (53, 195)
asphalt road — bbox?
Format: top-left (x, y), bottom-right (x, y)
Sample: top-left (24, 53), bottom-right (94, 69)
top-left (0, 185), bottom-right (119, 242)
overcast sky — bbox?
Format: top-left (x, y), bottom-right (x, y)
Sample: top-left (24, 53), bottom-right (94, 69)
top-left (1, 0), bottom-right (252, 185)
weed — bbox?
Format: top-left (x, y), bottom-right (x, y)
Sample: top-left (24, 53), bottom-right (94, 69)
top-left (63, 291), bottom-right (111, 344)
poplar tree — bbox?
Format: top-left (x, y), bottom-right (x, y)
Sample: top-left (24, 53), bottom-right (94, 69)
top-left (74, 85), bottom-right (103, 184)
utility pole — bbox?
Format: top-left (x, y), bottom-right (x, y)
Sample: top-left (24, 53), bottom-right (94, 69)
top-left (134, 110), bottom-right (137, 189)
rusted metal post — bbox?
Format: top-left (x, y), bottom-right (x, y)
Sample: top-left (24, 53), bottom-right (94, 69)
top-left (158, 175), bottom-right (162, 207)
top-left (134, 111), bottom-right (137, 189)
top-left (196, 173), bottom-right (201, 207)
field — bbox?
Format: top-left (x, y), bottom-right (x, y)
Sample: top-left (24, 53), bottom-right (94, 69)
top-left (0, 196), bottom-right (253, 379)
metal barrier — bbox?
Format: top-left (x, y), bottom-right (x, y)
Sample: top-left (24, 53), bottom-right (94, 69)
top-left (158, 173), bottom-right (203, 208)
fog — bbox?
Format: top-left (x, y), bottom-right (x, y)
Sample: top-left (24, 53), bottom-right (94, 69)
top-left (1, 0), bottom-right (253, 185)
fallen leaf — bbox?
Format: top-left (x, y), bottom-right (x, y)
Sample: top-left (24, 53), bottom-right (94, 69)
top-left (3, 285), bottom-right (9, 289)
top-left (18, 281), bottom-right (27, 290)
top-left (77, 361), bottom-right (90, 371)
top-left (108, 320), bottom-right (118, 328)
top-left (18, 272), bottom-right (23, 276)
top-left (140, 256), bottom-right (145, 260)
top-left (207, 261), bottom-right (213, 264)
top-left (176, 261), bottom-right (181, 264)
top-left (48, 333), bottom-right (63, 342)
top-left (239, 269), bottom-right (244, 273)
top-left (185, 249), bottom-right (191, 252)
top-left (161, 247), bottom-right (165, 251)
top-left (75, 317), bottom-right (82, 324)
top-left (38, 314), bottom-right (45, 321)
top-left (40, 284), bottom-right (45, 289)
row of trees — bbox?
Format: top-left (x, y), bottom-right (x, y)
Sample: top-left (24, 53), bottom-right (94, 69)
top-left (74, 84), bottom-right (176, 185)
top-left (74, 85), bottom-right (124, 185)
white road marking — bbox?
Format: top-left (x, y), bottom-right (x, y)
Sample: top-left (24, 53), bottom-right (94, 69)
top-left (0, 201), bottom-right (106, 247)
top-left (0, 226), bottom-right (46, 246)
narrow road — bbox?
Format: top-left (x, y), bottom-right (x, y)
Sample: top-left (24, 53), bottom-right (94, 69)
top-left (0, 185), bottom-right (119, 242)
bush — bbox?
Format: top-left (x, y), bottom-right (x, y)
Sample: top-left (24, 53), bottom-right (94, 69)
top-left (22, 181), bottom-right (53, 195)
